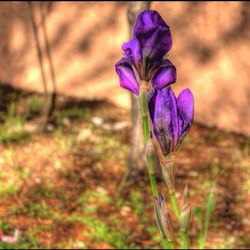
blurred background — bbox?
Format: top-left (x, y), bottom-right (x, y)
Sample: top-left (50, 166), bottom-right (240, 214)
top-left (0, 1), bottom-right (249, 249)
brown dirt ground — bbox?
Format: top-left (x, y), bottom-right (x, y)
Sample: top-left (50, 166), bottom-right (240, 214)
top-left (0, 92), bottom-right (249, 249)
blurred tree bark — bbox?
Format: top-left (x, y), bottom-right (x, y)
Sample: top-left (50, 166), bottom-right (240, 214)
top-left (127, 2), bottom-right (151, 175)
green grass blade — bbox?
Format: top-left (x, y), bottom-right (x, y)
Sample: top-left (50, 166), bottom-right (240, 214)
top-left (194, 206), bottom-right (204, 249)
top-left (194, 206), bottom-right (203, 229)
top-left (204, 182), bottom-right (216, 243)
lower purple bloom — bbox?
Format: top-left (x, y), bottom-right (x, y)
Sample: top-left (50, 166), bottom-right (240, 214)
top-left (148, 87), bottom-right (194, 156)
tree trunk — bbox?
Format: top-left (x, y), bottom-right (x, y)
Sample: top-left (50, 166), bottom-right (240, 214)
top-left (127, 2), bottom-right (151, 175)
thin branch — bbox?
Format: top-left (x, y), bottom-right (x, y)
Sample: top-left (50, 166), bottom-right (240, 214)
top-left (40, 2), bottom-right (57, 118)
top-left (27, 1), bottom-right (50, 130)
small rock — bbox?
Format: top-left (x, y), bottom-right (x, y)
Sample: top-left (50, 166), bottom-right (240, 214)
top-left (94, 163), bottom-right (104, 171)
top-left (0, 158), bottom-right (5, 164)
top-left (76, 129), bottom-right (91, 143)
top-left (243, 218), bottom-right (250, 226)
top-left (189, 171), bottom-right (199, 177)
top-left (92, 147), bottom-right (102, 155)
top-left (46, 124), bottom-right (55, 132)
top-left (103, 123), bottom-right (112, 130)
top-left (112, 121), bottom-right (130, 131)
top-left (62, 118), bottom-right (71, 127)
top-left (54, 160), bottom-right (62, 169)
top-left (24, 122), bottom-right (38, 133)
top-left (96, 186), bottom-right (108, 196)
top-left (35, 177), bottom-right (41, 184)
top-left (91, 116), bottom-right (103, 126)
top-left (89, 134), bottom-right (101, 144)
top-left (72, 241), bottom-right (86, 249)
top-left (176, 192), bottom-right (181, 198)
top-left (120, 206), bottom-right (132, 216)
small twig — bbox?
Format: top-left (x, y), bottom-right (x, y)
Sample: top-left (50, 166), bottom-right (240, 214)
top-left (40, 2), bottom-right (57, 119)
top-left (27, 1), bottom-right (50, 130)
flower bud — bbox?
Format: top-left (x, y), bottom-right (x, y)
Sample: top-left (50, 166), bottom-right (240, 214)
top-left (154, 193), bottom-right (174, 241)
top-left (162, 207), bottom-right (174, 241)
top-left (179, 203), bottom-right (191, 233)
top-left (154, 196), bottom-right (166, 238)
top-left (181, 184), bottom-right (189, 208)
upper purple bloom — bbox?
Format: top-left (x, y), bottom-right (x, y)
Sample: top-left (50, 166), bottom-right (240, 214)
top-left (148, 87), bottom-right (194, 156)
top-left (122, 10), bottom-right (172, 81)
top-left (115, 9), bottom-right (176, 95)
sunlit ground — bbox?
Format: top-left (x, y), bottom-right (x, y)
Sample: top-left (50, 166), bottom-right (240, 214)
top-left (0, 86), bottom-right (249, 249)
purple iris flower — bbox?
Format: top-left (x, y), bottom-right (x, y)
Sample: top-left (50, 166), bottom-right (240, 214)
top-left (148, 87), bottom-right (194, 156)
top-left (115, 10), bottom-right (176, 96)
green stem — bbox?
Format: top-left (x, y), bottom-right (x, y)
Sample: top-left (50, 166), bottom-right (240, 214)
top-left (168, 239), bottom-right (174, 250)
top-left (163, 238), bottom-right (170, 249)
top-left (199, 234), bottom-right (205, 249)
top-left (149, 173), bottom-right (158, 198)
top-left (181, 232), bottom-right (189, 249)
top-left (139, 86), bottom-right (158, 198)
top-left (148, 152), bottom-right (157, 198)
top-left (142, 115), bottom-right (149, 144)
top-left (139, 87), bottom-right (149, 144)
top-left (169, 190), bottom-right (180, 218)
top-left (139, 84), bottom-right (169, 249)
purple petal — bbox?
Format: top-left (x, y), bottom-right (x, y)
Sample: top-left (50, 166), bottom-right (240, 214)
top-left (115, 57), bottom-right (139, 96)
top-left (177, 88), bottom-right (194, 128)
top-left (154, 89), bottom-right (172, 133)
top-left (134, 10), bottom-right (172, 64)
top-left (134, 10), bottom-right (167, 34)
top-left (152, 88), bottom-right (175, 155)
top-left (151, 59), bottom-right (177, 89)
top-left (148, 87), bottom-right (194, 155)
top-left (148, 87), bottom-right (183, 156)
top-left (121, 10), bottom-right (172, 81)
top-left (148, 88), bottom-right (157, 122)
top-left (122, 38), bottom-right (143, 78)
top-left (122, 38), bottom-right (141, 65)
top-left (168, 88), bottom-right (179, 149)
top-left (176, 88), bottom-right (194, 145)
top-left (159, 193), bottom-right (164, 205)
